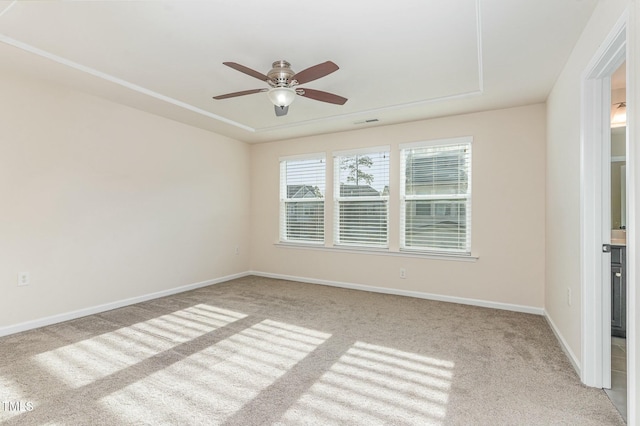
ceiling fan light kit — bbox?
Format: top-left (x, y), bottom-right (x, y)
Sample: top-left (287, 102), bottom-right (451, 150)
top-left (268, 87), bottom-right (296, 108)
top-left (213, 60), bottom-right (347, 116)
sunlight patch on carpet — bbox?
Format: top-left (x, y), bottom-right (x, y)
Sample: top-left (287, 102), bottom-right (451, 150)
top-left (0, 377), bottom-right (33, 421)
top-left (98, 319), bottom-right (331, 425)
top-left (31, 305), bottom-right (246, 388)
top-left (280, 341), bottom-right (454, 425)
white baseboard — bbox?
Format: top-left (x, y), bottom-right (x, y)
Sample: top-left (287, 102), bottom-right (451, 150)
top-left (250, 270), bottom-right (545, 315)
top-left (3, 271), bottom-right (582, 383)
top-left (0, 271), bottom-right (250, 338)
top-left (544, 311), bottom-right (581, 376)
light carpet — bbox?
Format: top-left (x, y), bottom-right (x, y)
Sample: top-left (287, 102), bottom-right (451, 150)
top-left (0, 276), bottom-right (625, 425)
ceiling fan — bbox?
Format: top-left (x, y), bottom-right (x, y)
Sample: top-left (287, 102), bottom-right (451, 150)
top-left (213, 60), bottom-right (347, 117)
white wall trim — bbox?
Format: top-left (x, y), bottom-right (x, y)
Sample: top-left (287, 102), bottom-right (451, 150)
top-left (580, 10), bottom-right (628, 389)
top-left (250, 270), bottom-right (544, 315)
top-left (0, 271), bottom-right (251, 338)
top-left (274, 242), bottom-right (479, 262)
top-left (625, 4), bottom-right (638, 423)
top-left (0, 34), bottom-right (256, 133)
top-left (545, 311), bottom-right (582, 376)
top-left (0, 0), bottom-right (16, 19)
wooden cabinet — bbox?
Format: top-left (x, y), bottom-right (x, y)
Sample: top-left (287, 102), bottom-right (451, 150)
top-left (611, 245), bottom-right (626, 338)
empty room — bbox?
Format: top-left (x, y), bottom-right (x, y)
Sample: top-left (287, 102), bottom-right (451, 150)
top-left (0, 0), bottom-right (638, 424)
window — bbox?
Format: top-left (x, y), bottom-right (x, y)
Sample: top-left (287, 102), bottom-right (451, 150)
top-left (280, 155), bottom-right (325, 243)
top-left (334, 148), bottom-right (390, 247)
top-left (400, 138), bottom-right (472, 254)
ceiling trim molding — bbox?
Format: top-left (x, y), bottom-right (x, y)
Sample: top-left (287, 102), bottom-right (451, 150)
top-left (255, 0), bottom-right (484, 134)
top-left (0, 33), bottom-right (256, 133)
top-left (254, 89), bottom-right (484, 134)
top-left (0, 1), bottom-right (16, 19)
top-left (475, 0), bottom-right (484, 93)
top-left (0, 0), bottom-right (483, 137)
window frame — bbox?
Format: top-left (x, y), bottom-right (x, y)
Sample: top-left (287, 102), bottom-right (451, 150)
top-left (333, 146), bottom-right (390, 248)
top-left (279, 153), bottom-right (326, 245)
top-left (400, 137), bottom-right (472, 255)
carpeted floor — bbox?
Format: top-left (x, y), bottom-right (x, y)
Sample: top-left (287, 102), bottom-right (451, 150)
top-left (0, 276), bottom-right (625, 425)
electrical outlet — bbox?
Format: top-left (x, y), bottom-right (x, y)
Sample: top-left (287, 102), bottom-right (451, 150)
top-left (18, 272), bottom-right (30, 287)
top-left (235, 246), bottom-right (239, 256)
top-left (400, 268), bottom-right (406, 279)
top-left (567, 287), bottom-right (572, 306)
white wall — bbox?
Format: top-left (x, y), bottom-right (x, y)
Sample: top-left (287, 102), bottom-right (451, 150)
top-left (545, 0), bottom-right (631, 368)
top-left (0, 68), bottom-right (251, 330)
top-left (547, 0), bottom-right (640, 418)
top-left (250, 104), bottom-right (546, 311)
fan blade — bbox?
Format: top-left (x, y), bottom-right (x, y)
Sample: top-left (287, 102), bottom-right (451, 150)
top-left (213, 88), bottom-right (267, 100)
top-left (293, 61), bottom-right (339, 85)
top-left (223, 62), bottom-right (269, 81)
top-left (299, 88), bottom-right (347, 105)
top-left (275, 105), bottom-right (289, 117)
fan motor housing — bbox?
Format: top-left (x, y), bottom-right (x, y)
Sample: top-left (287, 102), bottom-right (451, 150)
top-left (267, 60), bottom-right (295, 87)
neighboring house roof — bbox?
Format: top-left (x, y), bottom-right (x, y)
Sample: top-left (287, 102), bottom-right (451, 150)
top-left (287, 185), bottom-right (321, 198)
top-left (340, 184), bottom-right (380, 197)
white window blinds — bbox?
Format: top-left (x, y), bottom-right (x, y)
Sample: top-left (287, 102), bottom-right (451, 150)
top-left (280, 156), bottom-right (325, 243)
top-left (400, 139), bottom-right (472, 254)
top-left (334, 149), bottom-right (390, 247)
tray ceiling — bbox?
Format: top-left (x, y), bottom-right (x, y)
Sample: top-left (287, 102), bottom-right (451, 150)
top-left (0, 0), bottom-right (598, 143)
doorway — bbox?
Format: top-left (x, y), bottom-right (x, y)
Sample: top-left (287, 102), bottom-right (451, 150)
top-left (580, 14), bottom-right (633, 423)
top-left (580, 19), bottom-right (625, 391)
top-left (604, 61), bottom-right (627, 420)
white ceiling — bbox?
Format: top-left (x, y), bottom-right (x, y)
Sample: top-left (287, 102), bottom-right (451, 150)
top-left (0, 0), bottom-right (598, 143)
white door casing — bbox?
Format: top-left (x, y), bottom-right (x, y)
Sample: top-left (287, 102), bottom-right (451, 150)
top-left (580, 12), bottom-right (626, 391)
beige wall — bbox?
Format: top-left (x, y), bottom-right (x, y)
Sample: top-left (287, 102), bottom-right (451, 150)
top-left (0, 69), bottom-right (251, 328)
top-left (612, 126), bottom-right (626, 230)
top-left (612, 160), bottom-right (625, 230)
top-left (545, 0), bottom-right (631, 366)
top-left (251, 104), bottom-right (546, 310)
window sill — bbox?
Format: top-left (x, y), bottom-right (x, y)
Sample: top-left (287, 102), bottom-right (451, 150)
top-left (274, 242), bottom-right (478, 262)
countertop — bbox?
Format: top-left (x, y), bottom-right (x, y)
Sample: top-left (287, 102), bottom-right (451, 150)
top-left (612, 230), bottom-right (626, 246)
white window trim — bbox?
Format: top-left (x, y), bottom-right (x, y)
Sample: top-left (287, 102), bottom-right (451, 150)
top-left (333, 147), bottom-right (390, 248)
top-left (274, 241), bottom-right (478, 262)
top-left (399, 136), bottom-right (471, 150)
top-left (400, 137), bottom-right (473, 255)
top-left (333, 145), bottom-right (391, 157)
top-left (279, 154), bottom-right (326, 244)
